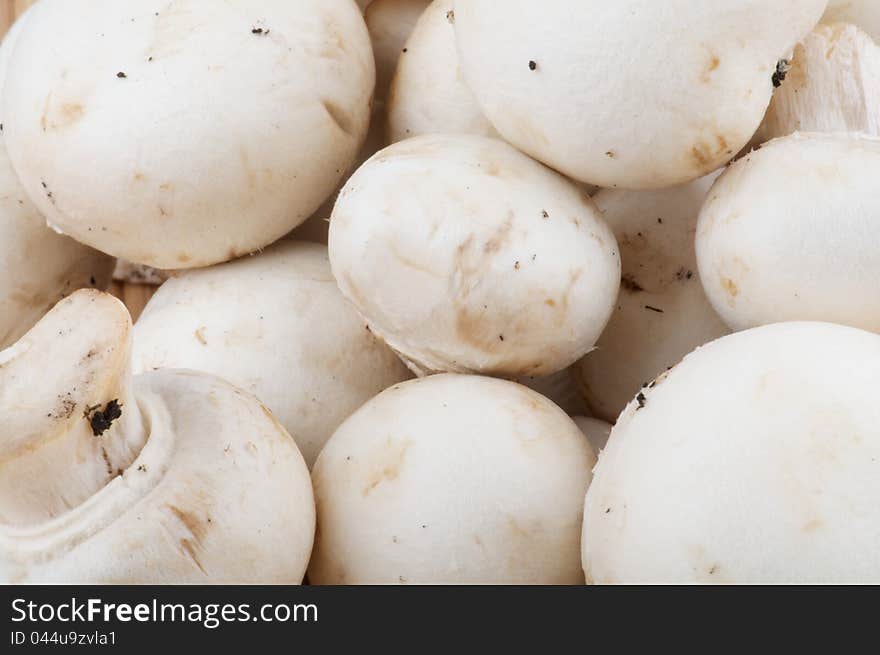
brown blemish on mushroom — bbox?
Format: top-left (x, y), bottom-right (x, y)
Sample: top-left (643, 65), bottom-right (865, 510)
top-left (483, 213), bottom-right (514, 254)
top-left (802, 519), bottom-right (823, 533)
top-left (194, 327), bottom-right (207, 345)
top-left (690, 143), bottom-right (713, 168)
top-left (39, 91), bottom-right (86, 132)
top-left (700, 53), bottom-right (720, 83)
top-left (166, 504), bottom-right (209, 575)
top-left (362, 438), bottom-right (412, 497)
top-left (507, 516), bottom-right (532, 539)
top-left (721, 276), bottom-right (739, 300)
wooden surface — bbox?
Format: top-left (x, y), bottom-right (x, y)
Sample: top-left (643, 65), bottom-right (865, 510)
top-left (3, 0), bottom-right (159, 320)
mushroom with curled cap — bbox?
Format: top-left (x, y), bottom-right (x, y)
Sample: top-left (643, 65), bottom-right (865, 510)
top-left (0, 290), bottom-right (315, 583)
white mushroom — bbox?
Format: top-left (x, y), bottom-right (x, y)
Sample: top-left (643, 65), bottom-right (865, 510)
top-left (823, 0), bottom-right (880, 41)
top-left (453, 0), bottom-right (827, 189)
top-left (575, 174), bottom-right (730, 421)
top-left (697, 132), bottom-right (880, 333)
top-left (309, 374), bottom-right (595, 584)
top-left (0, 290), bottom-right (314, 583)
top-left (132, 240), bottom-right (411, 468)
top-left (0, 8), bottom-right (113, 348)
top-left (387, 0), bottom-right (496, 143)
top-left (753, 23), bottom-right (880, 144)
top-left (2, 0), bottom-right (374, 268)
top-left (583, 321), bottom-right (880, 583)
top-left (573, 416), bottom-right (613, 455)
top-left (329, 134), bottom-right (621, 378)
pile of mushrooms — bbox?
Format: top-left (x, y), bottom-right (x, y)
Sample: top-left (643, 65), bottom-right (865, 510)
top-left (3, 0), bottom-right (880, 585)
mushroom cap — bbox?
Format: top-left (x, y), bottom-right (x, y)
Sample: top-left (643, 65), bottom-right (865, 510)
top-left (575, 174), bottom-right (729, 422)
top-left (133, 240), bottom-right (411, 467)
top-left (0, 9), bottom-right (113, 348)
top-left (387, 0), bottom-right (496, 143)
top-left (583, 321), bottom-right (880, 583)
top-left (697, 132), bottom-right (880, 332)
top-left (573, 416), bottom-right (613, 455)
top-left (453, 0), bottom-right (827, 189)
top-left (0, 290), bottom-right (314, 583)
top-left (328, 134), bottom-right (621, 378)
top-left (823, 0), bottom-right (880, 42)
top-left (754, 23), bottom-right (880, 144)
top-left (309, 374), bottom-right (595, 584)
top-left (2, 0), bottom-right (374, 268)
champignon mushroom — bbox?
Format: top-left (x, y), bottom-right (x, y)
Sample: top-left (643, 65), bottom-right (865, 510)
top-left (0, 8), bottom-right (113, 348)
top-left (697, 132), bottom-right (880, 333)
top-left (575, 174), bottom-right (730, 422)
top-left (387, 0), bottom-right (496, 143)
top-left (823, 0), bottom-right (880, 41)
top-left (309, 374), bottom-right (595, 584)
top-left (753, 23), bottom-right (880, 144)
top-left (328, 134), bottom-right (621, 378)
top-left (2, 0), bottom-right (374, 268)
top-left (452, 0), bottom-right (827, 189)
top-left (0, 290), bottom-right (314, 583)
top-left (132, 240), bottom-right (412, 468)
top-left (583, 321), bottom-right (880, 583)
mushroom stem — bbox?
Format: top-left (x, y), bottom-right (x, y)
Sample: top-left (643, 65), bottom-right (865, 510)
top-left (0, 290), bottom-right (145, 526)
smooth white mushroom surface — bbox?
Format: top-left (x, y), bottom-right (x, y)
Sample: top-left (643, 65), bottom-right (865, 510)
top-left (309, 374), bottom-right (595, 584)
top-left (575, 174), bottom-right (730, 422)
top-left (329, 134), bottom-right (621, 378)
top-left (0, 9), bottom-right (113, 348)
top-left (2, 0), bottom-right (374, 268)
top-left (697, 132), bottom-right (880, 333)
top-left (753, 23), bottom-right (880, 144)
top-left (453, 0), bottom-right (827, 189)
top-left (583, 322), bottom-right (880, 583)
top-left (387, 0), bottom-right (496, 143)
top-left (823, 0), bottom-right (880, 41)
top-left (132, 240), bottom-right (411, 468)
top-left (0, 290), bottom-right (315, 583)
